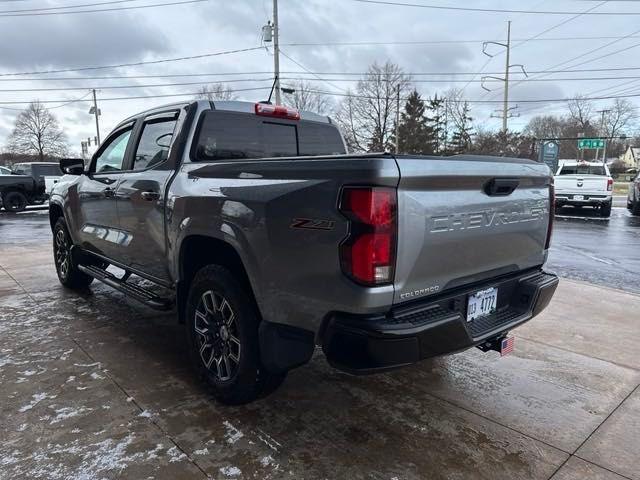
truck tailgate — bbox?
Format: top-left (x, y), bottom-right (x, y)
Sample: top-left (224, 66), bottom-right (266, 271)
top-left (555, 175), bottom-right (607, 194)
top-left (393, 156), bottom-right (552, 305)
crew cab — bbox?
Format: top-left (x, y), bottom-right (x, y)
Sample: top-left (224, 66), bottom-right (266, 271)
top-left (554, 161), bottom-right (613, 217)
top-left (49, 100), bottom-right (558, 404)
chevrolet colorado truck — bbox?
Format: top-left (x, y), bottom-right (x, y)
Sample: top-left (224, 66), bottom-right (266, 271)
top-left (49, 100), bottom-right (558, 404)
top-left (554, 160), bottom-right (613, 217)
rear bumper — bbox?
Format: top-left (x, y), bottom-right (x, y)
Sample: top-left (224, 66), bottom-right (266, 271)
top-left (556, 194), bottom-right (611, 207)
top-left (322, 269), bottom-right (558, 374)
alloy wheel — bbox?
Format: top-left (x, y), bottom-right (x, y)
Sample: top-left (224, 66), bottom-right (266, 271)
top-left (194, 290), bottom-right (241, 382)
top-left (54, 229), bottom-right (70, 279)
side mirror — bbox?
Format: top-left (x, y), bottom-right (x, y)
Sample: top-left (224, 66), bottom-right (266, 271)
top-left (60, 158), bottom-right (84, 175)
top-left (155, 133), bottom-right (173, 149)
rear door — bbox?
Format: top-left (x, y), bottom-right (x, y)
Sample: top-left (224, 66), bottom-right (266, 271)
top-left (393, 156), bottom-right (552, 305)
top-left (114, 110), bottom-right (179, 282)
top-left (74, 124), bottom-right (134, 259)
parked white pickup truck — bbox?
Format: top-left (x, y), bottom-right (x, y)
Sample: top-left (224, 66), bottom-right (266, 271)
top-left (554, 161), bottom-right (613, 217)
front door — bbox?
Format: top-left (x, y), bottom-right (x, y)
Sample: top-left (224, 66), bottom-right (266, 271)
top-left (115, 112), bottom-right (179, 282)
top-left (75, 124), bottom-right (134, 260)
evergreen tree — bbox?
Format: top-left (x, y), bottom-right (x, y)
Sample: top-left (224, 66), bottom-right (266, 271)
top-left (450, 101), bottom-right (473, 154)
top-left (391, 90), bottom-right (433, 154)
top-left (426, 94), bottom-right (446, 154)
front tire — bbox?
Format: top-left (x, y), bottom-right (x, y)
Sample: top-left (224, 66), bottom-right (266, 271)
top-left (186, 265), bottom-right (285, 405)
top-left (53, 217), bottom-right (94, 289)
top-left (632, 199), bottom-right (640, 216)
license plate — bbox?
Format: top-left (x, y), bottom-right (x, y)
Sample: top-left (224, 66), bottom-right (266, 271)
top-left (574, 195), bottom-right (584, 201)
top-left (467, 287), bottom-right (497, 322)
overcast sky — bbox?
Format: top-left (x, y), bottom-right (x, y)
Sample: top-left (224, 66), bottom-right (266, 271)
top-left (1, 0), bottom-right (640, 154)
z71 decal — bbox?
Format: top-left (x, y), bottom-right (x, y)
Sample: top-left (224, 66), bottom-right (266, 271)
top-left (290, 218), bottom-right (335, 231)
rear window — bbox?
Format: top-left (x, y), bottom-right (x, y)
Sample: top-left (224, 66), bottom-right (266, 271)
top-left (559, 165), bottom-right (606, 175)
top-left (194, 111), bottom-right (345, 161)
top-left (34, 164), bottom-right (62, 176)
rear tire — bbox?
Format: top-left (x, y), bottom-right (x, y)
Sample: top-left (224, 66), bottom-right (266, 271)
top-left (185, 265), bottom-right (285, 405)
top-left (2, 190), bottom-right (28, 213)
top-left (632, 199), bottom-right (640, 216)
top-left (600, 201), bottom-right (612, 218)
top-left (53, 217), bottom-right (94, 289)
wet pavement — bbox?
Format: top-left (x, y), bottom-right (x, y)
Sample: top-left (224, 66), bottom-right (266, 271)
top-left (549, 206), bottom-right (640, 295)
top-left (0, 209), bottom-right (639, 479)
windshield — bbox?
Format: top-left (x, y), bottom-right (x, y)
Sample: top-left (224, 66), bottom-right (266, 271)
top-left (558, 165), bottom-right (606, 175)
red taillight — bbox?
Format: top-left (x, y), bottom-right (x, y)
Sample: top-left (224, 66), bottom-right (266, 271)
top-left (607, 178), bottom-right (613, 191)
top-left (339, 187), bottom-right (396, 286)
top-left (545, 183), bottom-right (554, 250)
top-left (255, 103), bottom-right (300, 120)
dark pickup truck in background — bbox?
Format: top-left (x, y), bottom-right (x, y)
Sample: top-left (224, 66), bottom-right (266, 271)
top-left (0, 162), bottom-right (62, 212)
top-left (49, 100), bottom-right (558, 404)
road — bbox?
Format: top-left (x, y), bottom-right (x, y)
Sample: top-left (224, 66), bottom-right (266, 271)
top-left (549, 206), bottom-right (640, 294)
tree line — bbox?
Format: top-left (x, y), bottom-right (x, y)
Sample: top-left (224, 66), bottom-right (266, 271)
top-left (3, 61), bottom-right (639, 165)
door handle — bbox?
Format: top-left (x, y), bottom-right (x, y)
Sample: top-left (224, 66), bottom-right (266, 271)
top-left (103, 187), bottom-right (115, 198)
top-left (140, 191), bottom-right (160, 201)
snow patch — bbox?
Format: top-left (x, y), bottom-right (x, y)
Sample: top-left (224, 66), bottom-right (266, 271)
top-left (19, 392), bottom-right (54, 412)
top-left (166, 446), bottom-right (187, 463)
top-left (223, 421), bottom-right (244, 444)
top-left (49, 406), bottom-right (93, 424)
top-left (220, 466), bottom-right (242, 477)
top-left (193, 448), bottom-right (209, 456)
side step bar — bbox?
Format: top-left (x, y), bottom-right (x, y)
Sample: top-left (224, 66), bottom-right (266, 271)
top-left (78, 264), bottom-right (174, 311)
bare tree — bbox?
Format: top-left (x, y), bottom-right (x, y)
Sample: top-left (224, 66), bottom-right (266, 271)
top-left (196, 84), bottom-right (236, 102)
top-left (334, 61), bottom-right (412, 152)
top-left (523, 115), bottom-right (565, 140)
top-left (567, 94), bottom-right (594, 132)
top-left (6, 101), bottom-right (68, 160)
top-left (282, 81), bottom-right (332, 115)
top-left (603, 98), bottom-right (637, 138)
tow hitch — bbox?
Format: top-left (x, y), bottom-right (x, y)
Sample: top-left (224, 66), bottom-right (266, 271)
top-left (476, 335), bottom-right (515, 357)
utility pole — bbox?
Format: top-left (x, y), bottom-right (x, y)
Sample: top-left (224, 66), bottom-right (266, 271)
top-left (595, 109), bottom-right (610, 162)
top-left (481, 21), bottom-right (526, 134)
top-left (395, 87), bottom-right (400, 154)
top-left (273, 0), bottom-right (281, 105)
top-left (91, 89), bottom-right (101, 146)
top-left (502, 21), bottom-right (511, 134)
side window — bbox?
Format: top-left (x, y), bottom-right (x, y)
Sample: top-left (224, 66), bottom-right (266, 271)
top-left (13, 164), bottom-right (31, 176)
top-left (93, 129), bottom-right (132, 174)
top-left (133, 117), bottom-right (177, 170)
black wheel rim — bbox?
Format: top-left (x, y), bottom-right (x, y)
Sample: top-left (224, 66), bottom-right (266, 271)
top-left (194, 290), bottom-right (241, 382)
top-left (54, 229), bottom-right (70, 279)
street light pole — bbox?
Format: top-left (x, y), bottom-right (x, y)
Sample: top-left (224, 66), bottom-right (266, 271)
top-left (273, 0), bottom-right (281, 105)
top-left (92, 89), bottom-right (101, 146)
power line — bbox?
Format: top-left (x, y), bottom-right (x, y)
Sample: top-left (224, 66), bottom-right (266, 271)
top-left (352, 0), bottom-right (640, 15)
top-left (0, 0), bottom-right (207, 17)
top-left (7, 74), bottom-right (640, 92)
top-left (0, 0), bottom-right (140, 14)
top-left (0, 86), bottom-right (273, 105)
top-left (0, 46), bottom-right (263, 77)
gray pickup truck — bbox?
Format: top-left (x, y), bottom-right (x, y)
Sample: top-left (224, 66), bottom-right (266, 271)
top-left (49, 100), bottom-right (558, 404)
